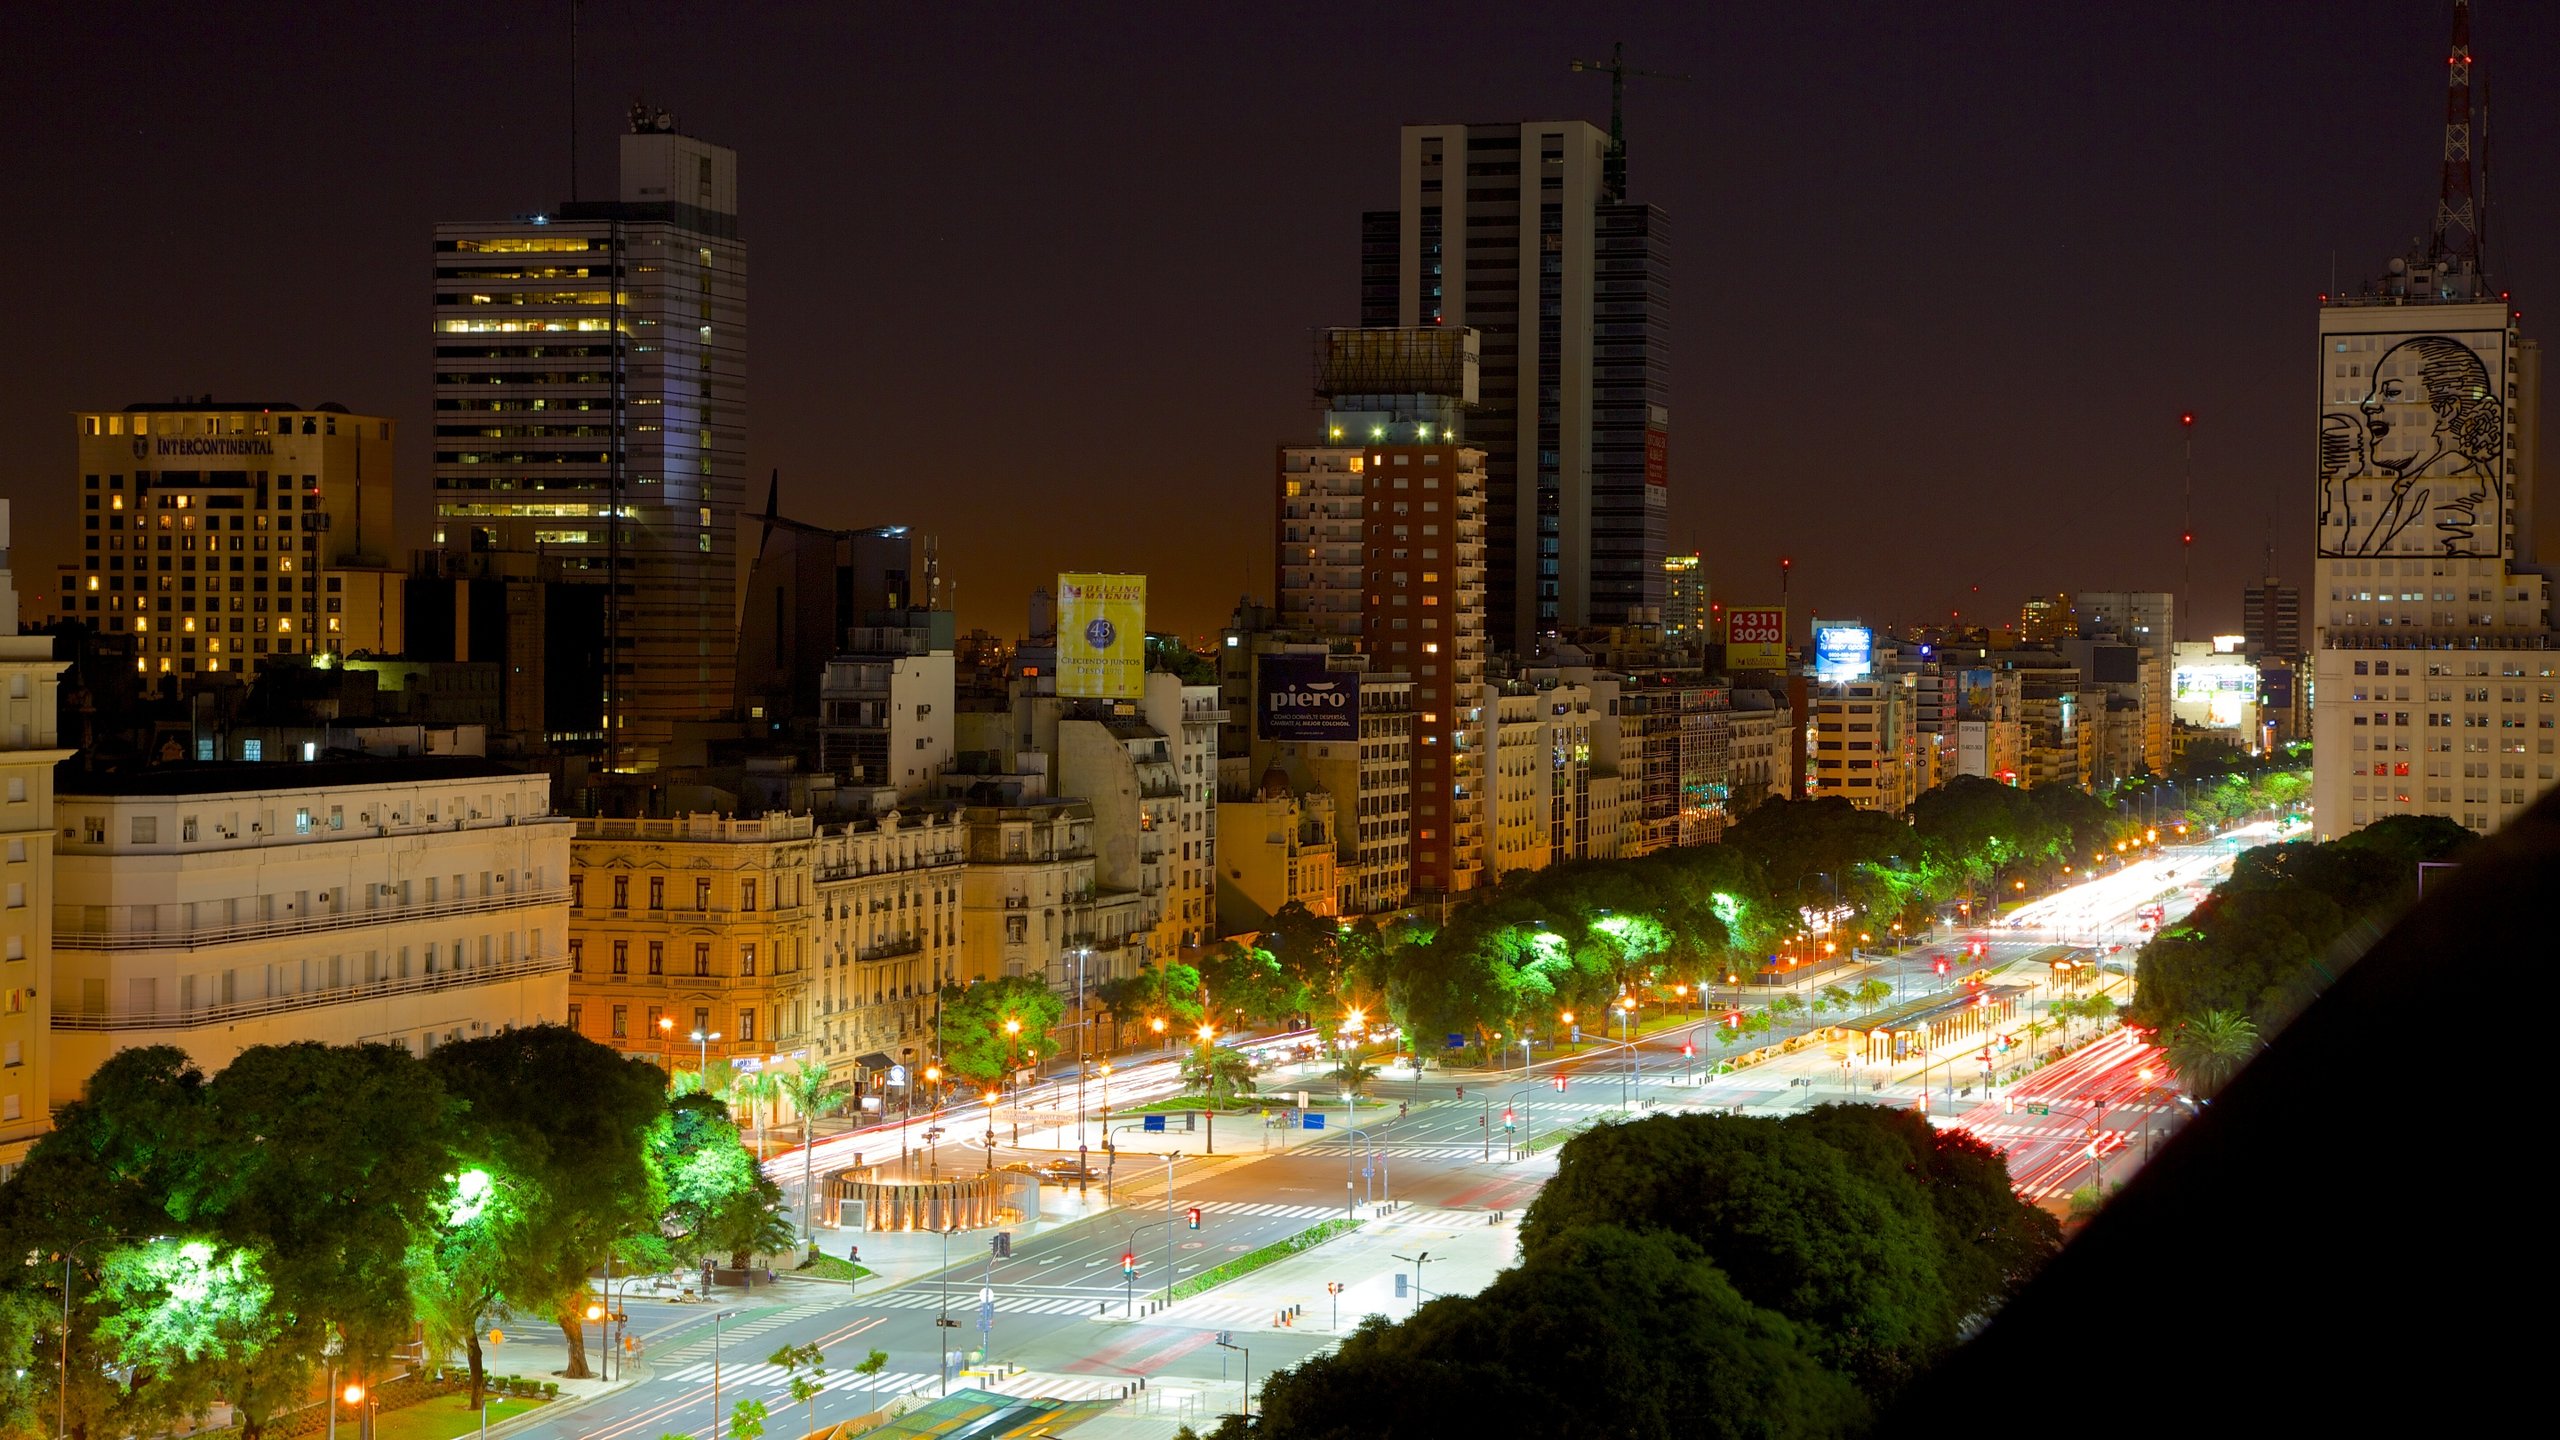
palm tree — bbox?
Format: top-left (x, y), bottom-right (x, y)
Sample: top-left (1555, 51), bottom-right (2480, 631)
top-left (2164, 1009), bottom-right (2259, 1099)
top-left (731, 1068), bottom-right (782, 1159)
top-left (777, 1060), bottom-right (852, 1251)
top-left (1328, 1053), bottom-right (1381, 1099)
top-left (1854, 978), bottom-right (1894, 1016)
top-left (1179, 1046), bottom-right (1259, 1106)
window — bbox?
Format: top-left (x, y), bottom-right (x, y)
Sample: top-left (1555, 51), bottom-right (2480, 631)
top-left (294, 807), bottom-right (312, 836)
top-left (647, 941), bottom-right (664, 976)
top-left (5, 779), bottom-right (21, 803)
top-left (567, 1003), bottom-right (582, 1033)
top-left (611, 1005), bottom-right (627, 1038)
top-left (740, 943), bottom-right (757, 976)
top-left (611, 940), bottom-right (628, 975)
top-left (132, 816), bottom-right (158, 844)
top-left (613, 874), bottom-right (629, 909)
top-left (695, 942), bottom-right (711, 976)
top-left (646, 1005), bottom-right (663, 1035)
top-left (569, 939), bottom-right (583, 973)
top-left (570, 875), bottom-right (584, 908)
top-left (697, 877), bottom-right (712, 910)
top-left (648, 875), bottom-right (664, 909)
top-left (693, 1006), bottom-right (711, 1036)
top-left (243, 739), bottom-right (262, 761)
top-left (742, 878), bottom-right (758, 912)
top-left (738, 1010), bottom-right (756, 1042)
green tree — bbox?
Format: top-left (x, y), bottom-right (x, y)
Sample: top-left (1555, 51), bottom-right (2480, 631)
top-left (1247, 1222), bottom-right (1869, 1439)
top-left (429, 1028), bottom-right (668, 1380)
top-left (1194, 939), bottom-right (1307, 1028)
top-left (730, 1067), bottom-right (782, 1159)
top-left (2163, 1008), bottom-right (2260, 1098)
top-left (1179, 1046), bottom-right (1260, 1105)
top-left (408, 1165), bottom-right (523, 1411)
top-left (1854, 978), bottom-right (1894, 1015)
top-left (727, 1395), bottom-right (769, 1440)
top-left (938, 976), bottom-right (1066, 1085)
top-left (1328, 1053), bottom-right (1381, 1099)
top-left (771, 1341), bottom-right (828, 1440)
top-left (1095, 961), bottom-right (1203, 1047)
top-left (776, 1061), bottom-right (852, 1250)
top-left (649, 1094), bottom-right (790, 1270)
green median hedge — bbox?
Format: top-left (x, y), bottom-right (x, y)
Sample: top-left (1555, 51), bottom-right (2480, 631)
top-left (1167, 1218), bottom-right (1363, 1301)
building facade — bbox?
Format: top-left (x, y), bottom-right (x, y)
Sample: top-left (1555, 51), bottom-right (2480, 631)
top-left (1362, 121), bottom-right (1670, 647)
top-left (66, 403), bottom-right (403, 689)
top-left (2312, 253), bottom-right (2555, 836)
top-left (567, 812), bottom-right (810, 1074)
top-left (49, 759), bottom-right (570, 1115)
top-left (2, 503), bottom-right (71, 1171)
top-left (434, 109), bottom-right (748, 769)
top-left (810, 808), bottom-right (964, 1084)
top-left (1809, 680), bottom-right (1911, 814)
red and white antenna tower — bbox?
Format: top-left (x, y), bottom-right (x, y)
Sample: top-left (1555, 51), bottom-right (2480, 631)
top-left (2432, 1), bottom-right (2479, 267)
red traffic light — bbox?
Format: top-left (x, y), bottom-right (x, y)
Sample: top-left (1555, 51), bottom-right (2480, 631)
top-left (1186, 1206), bottom-right (1202, 1230)
top-left (1934, 959), bottom-right (1949, 975)
top-left (1121, 1251), bottom-right (1137, 1270)
top-left (1551, 1075), bottom-right (1567, 1091)
top-left (1681, 1043), bottom-right (1694, 1057)
top-left (1502, 1108), bottom-right (1516, 1126)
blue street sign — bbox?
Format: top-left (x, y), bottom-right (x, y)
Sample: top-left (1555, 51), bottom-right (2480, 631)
top-left (1445, 1033), bottom-right (1465, 1049)
top-left (1571, 1025), bottom-right (1581, 1042)
top-left (1303, 1113), bottom-right (1326, 1130)
top-left (1361, 1165), bottom-right (1373, 1180)
top-left (1143, 1114), bottom-right (1166, 1133)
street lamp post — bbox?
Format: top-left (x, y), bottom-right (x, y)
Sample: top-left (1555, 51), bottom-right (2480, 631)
top-left (710, 1308), bottom-right (739, 1436)
top-left (981, 1089), bottom-right (999, 1171)
top-left (1391, 1250), bottom-right (1432, 1315)
top-left (689, 1028), bottom-right (722, 1082)
top-left (1162, 1152), bottom-right (1178, 1308)
top-left (1615, 998), bottom-right (1638, 1112)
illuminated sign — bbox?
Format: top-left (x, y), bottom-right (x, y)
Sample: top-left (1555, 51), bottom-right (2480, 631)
top-left (1812, 623), bottom-right (1872, 683)
top-left (1256, 653), bottom-right (1358, 741)
top-left (1056, 573), bottom-right (1146, 700)
top-left (1723, 606), bottom-right (1786, 670)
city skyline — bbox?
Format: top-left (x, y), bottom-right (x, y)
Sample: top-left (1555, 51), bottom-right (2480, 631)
top-left (7, 2), bottom-right (2560, 642)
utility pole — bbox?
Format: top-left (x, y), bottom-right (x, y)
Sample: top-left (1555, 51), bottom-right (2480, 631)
top-left (2179, 413), bottom-right (2195, 643)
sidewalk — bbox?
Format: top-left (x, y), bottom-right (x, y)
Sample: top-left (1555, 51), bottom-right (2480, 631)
top-left (1112, 1204), bottom-right (1521, 1339)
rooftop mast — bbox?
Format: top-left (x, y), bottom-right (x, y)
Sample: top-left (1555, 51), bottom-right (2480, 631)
top-left (2430, 1), bottom-right (2479, 269)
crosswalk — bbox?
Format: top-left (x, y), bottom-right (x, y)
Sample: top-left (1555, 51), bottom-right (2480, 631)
top-left (649, 1297), bottom-right (845, 1364)
top-left (658, 1362), bottom-right (932, 1393)
top-left (651, 1359), bottom-right (1137, 1405)
top-left (865, 1288), bottom-right (1118, 1316)
top-left (1190, 1200), bottom-right (1341, 1220)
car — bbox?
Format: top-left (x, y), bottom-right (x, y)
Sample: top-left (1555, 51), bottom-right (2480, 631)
top-left (1036, 1159), bottom-right (1099, 1183)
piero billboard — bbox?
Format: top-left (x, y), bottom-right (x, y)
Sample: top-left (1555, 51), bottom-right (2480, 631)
top-left (1256, 653), bottom-right (1359, 741)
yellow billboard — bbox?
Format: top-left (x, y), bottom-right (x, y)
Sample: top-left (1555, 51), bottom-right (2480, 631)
top-left (1056, 573), bottom-right (1146, 699)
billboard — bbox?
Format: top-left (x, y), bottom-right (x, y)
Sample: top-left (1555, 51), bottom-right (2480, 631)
top-left (1256, 653), bottom-right (1358, 741)
top-left (1811, 622), bottom-right (1873, 684)
top-left (2174, 661), bottom-right (2256, 730)
top-left (1056, 573), bottom-right (1145, 699)
top-left (1723, 606), bottom-right (1786, 671)
top-left (1957, 666), bottom-right (1996, 719)
top-left (2317, 321), bottom-right (2507, 560)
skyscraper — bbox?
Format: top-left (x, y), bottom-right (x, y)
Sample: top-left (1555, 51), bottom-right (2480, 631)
top-left (433, 103), bottom-right (747, 769)
top-left (2241, 572), bottom-right (2301, 660)
top-left (1362, 120), bottom-right (1669, 652)
top-left (1662, 552), bottom-right (1707, 649)
top-left (2310, 4), bottom-right (2557, 839)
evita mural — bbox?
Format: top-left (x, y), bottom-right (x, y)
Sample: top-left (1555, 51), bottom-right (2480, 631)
top-left (2317, 330), bottom-right (2505, 559)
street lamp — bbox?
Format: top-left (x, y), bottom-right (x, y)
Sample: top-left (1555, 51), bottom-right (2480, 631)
top-left (1614, 998), bottom-right (1637, 1112)
top-left (657, 1013), bottom-right (676, 1075)
top-left (1391, 1250), bottom-right (1433, 1315)
top-left (981, 1089), bottom-right (999, 1170)
top-left (689, 1028), bottom-right (721, 1080)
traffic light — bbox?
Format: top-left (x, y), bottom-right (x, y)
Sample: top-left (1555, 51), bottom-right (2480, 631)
top-left (1121, 1251), bottom-right (1138, 1277)
top-left (1934, 957), bottom-right (1949, 976)
top-left (1681, 1042), bottom-right (1694, 1058)
top-left (1550, 1075), bottom-right (1567, 1092)
top-left (1501, 1108), bottom-right (1516, 1130)
top-left (1187, 1206), bottom-right (1202, 1231)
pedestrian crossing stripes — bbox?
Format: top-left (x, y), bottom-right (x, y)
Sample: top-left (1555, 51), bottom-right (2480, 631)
top-left (976, 1371), bottom-right (1144, 1402)
top-left (1191, 1200), bottom-right (1338, 1219)
top-left (649, 1298), bottom-right (844, 1363)
top-left (1146, 1297), bottom-right (1291, 1328)
top-left (1295, 1142), bottom-right (1489, 1158)
top-left (865, 1289), bottom-right (1120, 1316)
top-left (658, 1362), bottom-right (933, 1393)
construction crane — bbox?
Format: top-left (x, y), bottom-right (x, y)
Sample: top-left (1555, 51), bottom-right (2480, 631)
top-left (1570, 41), bottom-right (1688, 203)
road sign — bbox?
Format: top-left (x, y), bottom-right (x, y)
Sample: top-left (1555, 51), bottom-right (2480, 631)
top-left (1446, 1033), bottom-right (1465, 1049)
top-left (1143, 1114), bottom-right (1166, 1132)
top-left (1303, 1113), bottom-right (1326, 1130)
top-left (1394, 1274), bottom-right (1408, 1298)
top-left (888, 1064), bottom-right (909, 1087)
top-left (2027, 1104), bottom-right (2049, 1116)
top-left (1361, 1165), bottom-right (1373, 1180)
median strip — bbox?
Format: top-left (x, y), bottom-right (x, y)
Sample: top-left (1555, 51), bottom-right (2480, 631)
top-left (1166, 1218), bottom-right (1363, 1301)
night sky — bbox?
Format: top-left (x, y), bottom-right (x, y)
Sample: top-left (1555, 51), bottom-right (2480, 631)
top-left (7, 1), bottom-right (2558, 644)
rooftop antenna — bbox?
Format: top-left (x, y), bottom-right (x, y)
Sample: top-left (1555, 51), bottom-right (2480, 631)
top-left (2430, 0), bottom-right (2479, 269)
top-left (1569, 42), bottom-right (1689, 204)
top-left (568, 0), bottom-right (581, 201)
top-left (2180, 412), bottom-right (2196, 642)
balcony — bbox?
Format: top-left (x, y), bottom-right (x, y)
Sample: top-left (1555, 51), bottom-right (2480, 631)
top-left (57, 887), bottom-right (571, 953)
top-left (54, 948), bottom-right (573, 1031)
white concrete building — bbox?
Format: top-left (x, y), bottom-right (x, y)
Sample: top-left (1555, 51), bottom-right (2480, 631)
top-left (2312, 250), bottom-right (2557, 837)
top-left (2, 501), bottom-right (72, 1172)
top-left (811, 807), bottom-right (965, 1081)
top-left (48, 757), bottom-right (572, 1105)
top-left (1140, 671), bottom-right (1222, 958)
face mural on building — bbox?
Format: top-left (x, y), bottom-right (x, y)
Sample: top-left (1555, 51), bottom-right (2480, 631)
top-left (2318, 332), bottom-right (2504, 559)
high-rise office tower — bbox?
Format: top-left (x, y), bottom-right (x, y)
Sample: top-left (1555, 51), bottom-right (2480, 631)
top-left (1362, 120), bottom-right (1668, 651)
top-left (1662, 552), bottom-right (1707, 649)
top-left (2312, 2), bottom-right (2557, 838)
top-left (434, 104), bottom-right (747, 769)
top-left (65, 402), bottom-right (404, 689)
top-left (1276, 328), bottom-right (1488, 898)
top-left (2242, 572), bottom-right (2302, 660)
top-left (2018, 593), bottom-right (2073, 645)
